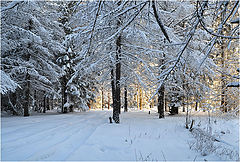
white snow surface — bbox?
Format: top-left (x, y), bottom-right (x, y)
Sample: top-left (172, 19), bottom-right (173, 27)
top-left (1, 110), bottom-right (239, 161)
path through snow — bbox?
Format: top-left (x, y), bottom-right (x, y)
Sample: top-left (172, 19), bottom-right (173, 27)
top-left (1, 110), bottom-right (238, 161)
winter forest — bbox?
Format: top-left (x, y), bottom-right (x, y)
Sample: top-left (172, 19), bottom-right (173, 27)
top-left (0, 0), bottom-right (239, 161)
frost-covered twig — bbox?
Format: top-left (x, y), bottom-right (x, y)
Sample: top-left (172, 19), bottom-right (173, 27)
top-left (197, 1), bottom-right (239, 39)
top-left (149, 1), bottom-right (209, 101)
top-left (150, 16), bottom-right (201, 100)
top-left (1, 1), bottom-right (23, 12)
top-left (86, 0), bottom-right (103, 56)
top-left (189, 127), bottom-right (239, 160)
top-left (152, 0), bottom-right (170, 42)
top-left (199, 19), bottom-right (239, 39)
top-left (104, 1), bottom-right (148, 42)
top-left (197, 1), bottom-right (239, 70)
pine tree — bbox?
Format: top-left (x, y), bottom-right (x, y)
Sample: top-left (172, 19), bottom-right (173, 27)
top-left (1, 1), bottom-right (64, 115)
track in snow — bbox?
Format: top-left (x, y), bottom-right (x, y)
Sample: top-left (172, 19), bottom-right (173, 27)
top-left (1, 110), bottom-right (238, 161)
top-left (1, 110), bottom-right (110, 161)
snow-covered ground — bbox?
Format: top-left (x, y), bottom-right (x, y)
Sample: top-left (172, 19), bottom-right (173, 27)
top-left (1, 109), bottom-right (239, 161)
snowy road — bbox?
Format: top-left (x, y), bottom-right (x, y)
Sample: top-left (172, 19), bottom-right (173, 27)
top-left (2, 111), bottom-right (110, 161)
top-left (1, 110), bottom-right (238, 161)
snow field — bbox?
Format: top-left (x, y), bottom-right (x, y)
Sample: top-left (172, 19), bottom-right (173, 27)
top-left (1, 110), bottom-right (239, 161)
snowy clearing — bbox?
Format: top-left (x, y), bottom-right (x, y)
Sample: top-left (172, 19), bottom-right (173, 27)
top-left (1, 110), bottom-right (239, 161)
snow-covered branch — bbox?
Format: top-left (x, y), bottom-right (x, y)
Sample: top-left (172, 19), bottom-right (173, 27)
top-left (1, 1), bottom-right (23, 12)
top-left (1, 70), bottom-right (20, 95)
top-left (152, 0), bottom-right (170, 42)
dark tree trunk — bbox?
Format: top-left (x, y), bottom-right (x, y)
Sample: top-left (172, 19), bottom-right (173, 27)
top-left (12, 93), bottom-right (18, 115)
top-left (87, 102), bottom-right (91, 110)
top-left (220, 8), bottom-right (227, 113)
top-left (139, 88), bottom-right (142, 110)
top-left (43, 94), bottom-right (46, 113)
top-left (221, 42), bottom-right (226, 112)
top-left (62, 82), bottom-right (65, 113)
top-left (112, 1), bottom-right (122, 123)
top-left (157, 52), bottom-right (165, 117)
top-left (164, 96), bottom-right (168, 112)
top-left (170, 93), bottom-right (179, 115)
top-left (185, 99), bottom-right (189, 129)
top-left (113, 34), bottom-right (121, 123)
top-left (69, 105), bottom-right (73, 112)
top-left (34, 90), bottom-right (37, 111)
top-left (108, 92), bottom-right (110, 110)
top-left (52, 95), bottom-right (54, 110)
top-left (102, 90), bottom-right (104, 110)
top-left (23, 19), bottom-right (34, 117)
top-left (195, 101), bottom-right (198, 111)
top-left (47, 96), bottom-right (50, 110)
top-left (124, 87), bottom-right (128, 112)
top-left (170, 105), bottom-right (178, 115)
top-left (182, 97), bottom-right (185, 112)
top-left (158, 85), bottom-right (164, 118)
top-left (152, 0), bottom-right (170, 42)
top-left (137, 87), bottom-right (139, 109)
top-left (61, 76), bottom-right (67, 113)
top-left (34, 90), bottom-right (39, 112)
top-left (24, 71), bottom-right (30, 117)
top-left (111, 68), bottom-right (116, 109)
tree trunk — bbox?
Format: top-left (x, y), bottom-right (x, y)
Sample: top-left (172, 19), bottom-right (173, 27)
top-left (111, 68), bottom-right (116, 109)
top-left (220, 7), bottom-right (227, 113)
top-left (43, 94), bottom-right (46, 113)
top-left (170, 101), bottom-right (179, 115)
top-left (137, 86), bottom-right (139, 109)
top-left (24, 71), bottom-right (30, 117)
top-left (87, 102), bottom-right (91, 110)
top-left (124, 87), bottom-right (128, 112)
top-left (102, 90), bottom-right (104, 110)
top-left (33, 90), bottom-right (37, 111)
top-left (164, 96), bottom-right (168, 112)
top-left (182, 99), bottom-right (185, 112)
top-left (158, 85), bottom-right (164, 118)
top-left (108, 92), bottom-right (110, 110)
top-left (52, 95), bottom-right (54, 110)
top-left (139, 88), bottom-right (143, 110)
top-left (158, 52), bottom-right (165, 117)
top-left (195, 101), bottom-right (198, 111)
top-left (221, 38), bottom-right (226, 112)
top-left (113, 1), bottom-right (122, 123)
top-left (12, 92), bottom-right (18, 115)
top-left (47, 96), bottom-right (50, 110)
top-left (61, 76), bottom-right (67, 113)
top-left (186, 103), bottom-right (189, 129)
top-left (113, 34), bottom-right (121, 123)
